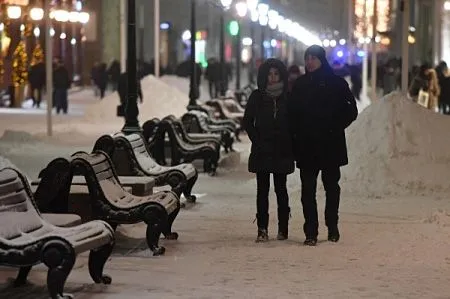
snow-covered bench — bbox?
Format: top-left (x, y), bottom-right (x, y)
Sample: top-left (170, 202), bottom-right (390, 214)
top-left (94, 133), bottom-right (198, 203)
top-left (70, 151), bottom-right (180, 255)
top-left (162, 118), bottom-right (220, 176)
top-left (0, 167), bottom-right (115, 299)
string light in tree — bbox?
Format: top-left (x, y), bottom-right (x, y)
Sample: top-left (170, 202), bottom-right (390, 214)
top-left (31, 42), bottom-right (44, 66)
top-left (12, 40), bottom-right (28, 87)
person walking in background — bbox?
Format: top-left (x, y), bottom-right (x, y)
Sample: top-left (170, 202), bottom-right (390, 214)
top-left (243, 58), bottom-right (295, 243)
top-left (289, 45), bottom-right (358, 246)
top-left (28, 60), bottom-right (45, 108)
top-left (53, 61), bottom-right (71, 114)
top-left (205, 58), bottom-right (220, 99)
top-left (349, 64), bottom-right (362, 100)
top-left (108, 59), bottom-right (121, 92)
top-left (435, 61), bottom-right (450, 115)
top-left (409, 63), bottom-right (440, 111)
top-left (287, 65), bottom-right (303, 93)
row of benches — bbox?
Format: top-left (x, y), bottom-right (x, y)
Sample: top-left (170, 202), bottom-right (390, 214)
top-left (0, 95), bottom-right (250, 298)
top-left (0, 132), bottom-right (202, 298)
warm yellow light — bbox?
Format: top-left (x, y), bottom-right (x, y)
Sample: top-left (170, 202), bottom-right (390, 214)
top-left (380, 37), bottom-right (390, 45)
top-left (7, 6), bottom-right (22, 19)
top-left (78, 12), bottom-right (90, 24)
top-left (408, 35), bottom-right (415, 44)
top-left (354, 0), bottom-right (390, 39)
top-left (69, 11), bottom-right (80, 23)
top-left (30, 8), bottom-right (44, 21)
top-left (54, 9), bottom-right (69, 22)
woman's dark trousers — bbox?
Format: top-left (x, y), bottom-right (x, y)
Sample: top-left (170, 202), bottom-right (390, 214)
top-left (256, 173), bottom-right (290, 234)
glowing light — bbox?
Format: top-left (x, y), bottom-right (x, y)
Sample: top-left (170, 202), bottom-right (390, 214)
top-left (337, 50), bottom-right (344, 58)
top-left (182, 30), bottom-right (191, 41)
top-left (7, 6), bottom-right (21, 19)
top-left (30, 8), bottom-right (44, 21)
top-left (339, 39), bottom-right (346, 45)
top-left (242, 37), bottom-right (253, 46)
top-left (445, 1), bottom-right (450, 11)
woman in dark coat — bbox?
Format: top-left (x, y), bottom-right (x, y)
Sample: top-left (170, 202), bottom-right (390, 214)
top-left (243, 58), bottom-right (295, 243)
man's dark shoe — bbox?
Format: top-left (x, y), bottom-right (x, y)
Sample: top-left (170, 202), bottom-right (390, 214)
top-left (303, 238), bottom-right (317, 246)
top-left (328, 228), bottom-right (340, 242)
top-left (277, 231), bottom-right (288, 240)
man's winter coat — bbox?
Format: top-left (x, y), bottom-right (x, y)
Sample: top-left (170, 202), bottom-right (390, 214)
top-left (288, 46), bottom-right (358, 169)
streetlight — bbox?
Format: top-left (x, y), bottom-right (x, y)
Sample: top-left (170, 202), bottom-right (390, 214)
top-left (258, 2), bottom-right (269, 60)
top-left (30, 8), bottom-right (44, 21)
top-left (218, 0), bottom-right (232, 96)
top-left (247, 0), bottom-right (259, 84)
top-left (235, 1), bottom-right (247, 91)
top-left (122, 0), bottom-right (141, 134)
top-left (188, 0), bottom-right (198, 106)
top-left (7, 6), bottom-right (22, 19)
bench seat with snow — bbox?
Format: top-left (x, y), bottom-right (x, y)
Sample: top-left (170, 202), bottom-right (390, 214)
top-left (0, 167), bottom-right (115, 299)
top-left (182, 109), bottom-right (239, 143)
top-left (161, 118), bottom-right (220, 176)
top-left (34, 151), bottom-right (181, 255)
top-left (206, 99), bottom-right (244, 124)
top-left (163, 115), bottom-right (223, 151)
top-left (93, 132), bottom-right (198, 203)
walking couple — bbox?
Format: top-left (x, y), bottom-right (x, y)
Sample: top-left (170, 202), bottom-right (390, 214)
top-left (243, 45), bottom-right (358, 246)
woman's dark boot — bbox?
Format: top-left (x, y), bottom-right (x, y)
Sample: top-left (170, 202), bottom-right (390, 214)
top-left (255, 213), bottom-right (269, 242)
top-left (277, 207), bottom-right (290, 240)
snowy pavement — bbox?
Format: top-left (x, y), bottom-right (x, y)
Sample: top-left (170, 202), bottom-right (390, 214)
top-left (1, 134), bottom-right (450, 298)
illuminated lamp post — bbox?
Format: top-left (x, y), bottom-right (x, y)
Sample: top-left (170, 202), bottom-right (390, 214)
top-left (234, 1), bottom-right (247, 91)
top-left (219, 0), bottom-right (232, 96)
top-left (247, 0), bottom-right (259, 84)
top-left (257, 2), bottom-right (269, 60)
top-left (188, 0), bottom-right (197, 106)
top-left (122, 0), bottom-right (141, 134)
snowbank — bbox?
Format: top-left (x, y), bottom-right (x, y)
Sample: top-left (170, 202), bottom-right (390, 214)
top-left (0, 155), bottom-right (21, 170)
top-left (159, 75), bottom-right (210, 102)
top-left (341, 92), bottom-right (450, 196)
top-left (84, 75), bottom-right (189, 124)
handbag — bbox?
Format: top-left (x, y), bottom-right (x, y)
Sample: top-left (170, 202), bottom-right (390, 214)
top-left (417, 89), bottom-right (429, 108)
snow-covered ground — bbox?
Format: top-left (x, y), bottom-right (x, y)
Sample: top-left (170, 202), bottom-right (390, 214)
top-left (1, 77), bottom-right (450, 298)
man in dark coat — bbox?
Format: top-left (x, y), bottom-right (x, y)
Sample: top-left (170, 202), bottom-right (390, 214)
top-left (53, 62), bottom-right (71, 114)
top-left (28, 61), bottom-right (45, 108)
top-left (243, 58), bottom-right (295, 243)
top-left (289, 45), bottom-right (358, 246)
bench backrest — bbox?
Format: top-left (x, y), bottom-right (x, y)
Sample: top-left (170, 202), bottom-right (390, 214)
top-left (184, 111), bottom-right (210, 131)
top-left (0, 168), bottom-right (44, 241)
top-left (116, 133), bottom-right (162, 172)
top-left (71, 151), bottom-right (132, 207)
top-left (72, 151), bottom-right (118, 182)
top-left (162, 120), bottom-right (187, 147)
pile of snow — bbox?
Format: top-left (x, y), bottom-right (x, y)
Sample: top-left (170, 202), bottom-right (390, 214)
top-left (160, 75), bottom-right (210, 102)
top-left (341, 92), bottom-right (450, 196)
top-left (0, 155), bottom-right (21, 170)
top-left (0, 130), bottom-right (40, 143)
top-left (84, 75), bottom-right (189, 124)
